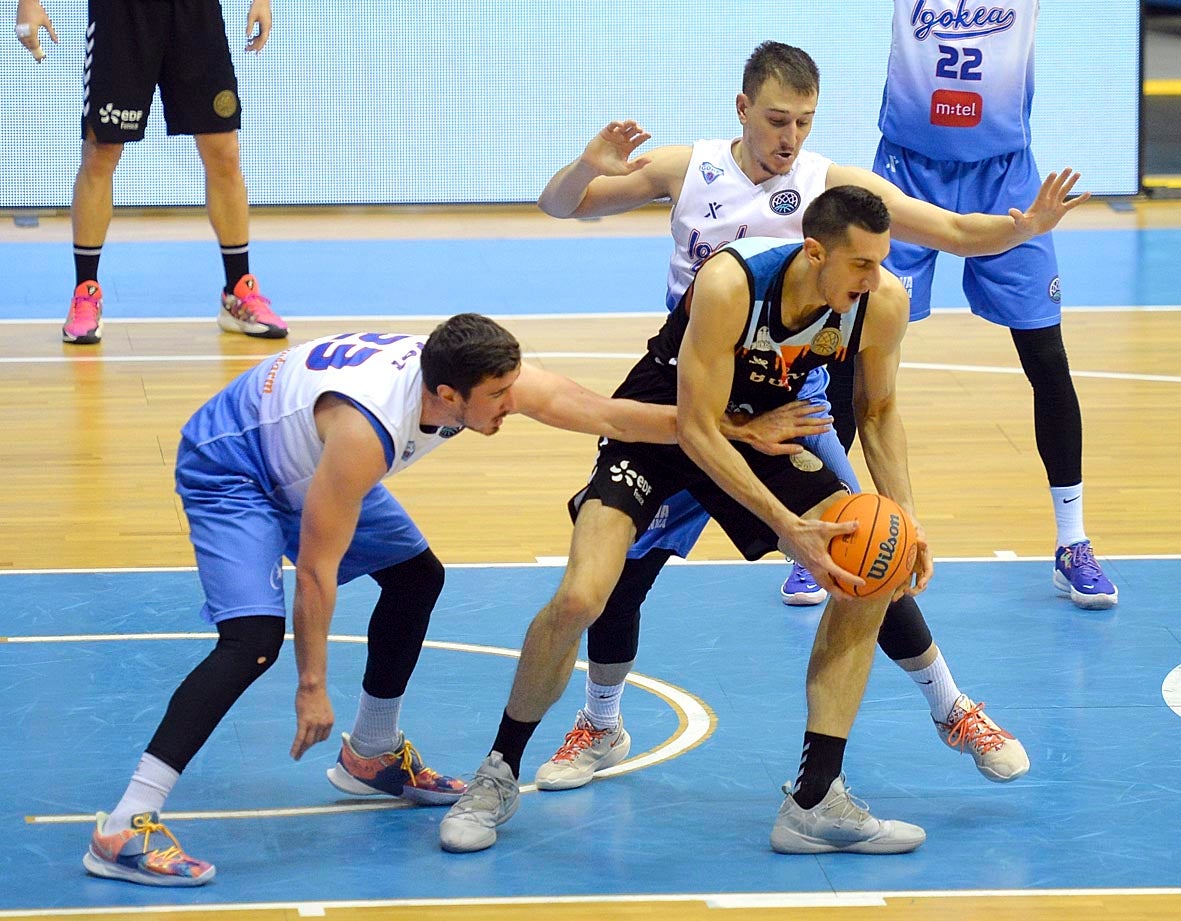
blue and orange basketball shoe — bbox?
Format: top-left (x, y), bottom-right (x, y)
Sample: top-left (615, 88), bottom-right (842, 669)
top-left (1054, 540), bottom-right (1118, 610)
top-left (62, 281), bottom-right (103, 344)
top-left (326, 732), bottom-right (466, 805)
top-left (217, 274), bottom-right (288, 339)
top-left (83, 811), bottom-right (214, 886)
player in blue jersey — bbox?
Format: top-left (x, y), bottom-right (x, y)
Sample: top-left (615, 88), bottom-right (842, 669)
top-left (526, 41), bottom-right (1083, 794)
top-left (83, 314), bottom-right (807, 888)
top-left (440, 187), bottom-right (935, 856)
top-left (874, 0), bottom-right (1116, 609)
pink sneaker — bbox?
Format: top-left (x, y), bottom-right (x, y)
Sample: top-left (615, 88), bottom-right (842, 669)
top-left (82, 811), bottom-right (215, 887)
top-left (218, 274), bottom-right (288, 339)
top-left (62, 281), bottom-right (103, 344)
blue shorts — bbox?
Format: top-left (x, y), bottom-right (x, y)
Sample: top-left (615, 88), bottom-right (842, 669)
top-left (872, 138), bottom-right (1062, 331)
top-left (628, 368), bottom-right (861, 559)
top-left (176, 447), bottom-right (428, 624)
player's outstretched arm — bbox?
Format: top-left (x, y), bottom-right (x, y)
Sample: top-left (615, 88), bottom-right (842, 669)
top-left (828, 162), bottom-right (1089, 258)
top-left (511, 362), bottom-right (679, 443)
top-left (538, 125), bottom-right (689, 219)
top-left (14, 0), bottom-right (57, 61)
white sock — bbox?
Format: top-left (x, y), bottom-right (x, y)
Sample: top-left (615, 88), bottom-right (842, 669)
top-left (104, 753), bottom-right (180, 834)
top-left (584, 678), bottom-right (625, 730)
top-left (1050, 484), bottom-right (1087, 548)
top-left (907, 650), bottom-right (961, 722)
top-left (349, 691), bottom-right (403, 757)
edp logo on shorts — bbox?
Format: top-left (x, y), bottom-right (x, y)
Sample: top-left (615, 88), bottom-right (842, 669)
top-left (1048, 276), bottom-right (1061, 303)
top-left (769, 190), bottom-right (801, 216)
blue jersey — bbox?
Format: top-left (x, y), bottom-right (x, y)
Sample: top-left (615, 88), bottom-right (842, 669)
top-left (878, 0), bottom-right (1038, 161)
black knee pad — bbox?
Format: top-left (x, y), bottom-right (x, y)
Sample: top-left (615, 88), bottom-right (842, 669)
top-left (876, 594), bottom-right (933, 662)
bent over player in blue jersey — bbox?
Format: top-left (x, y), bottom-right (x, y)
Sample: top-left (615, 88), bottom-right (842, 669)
top-left (82, 314), bottom-right (808, 887)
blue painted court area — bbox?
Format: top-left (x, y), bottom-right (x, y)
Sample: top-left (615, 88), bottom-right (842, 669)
top-left (1, 228), bottom-right (1179, 319)
top-left (2, 559), bottom-right (1179, 911)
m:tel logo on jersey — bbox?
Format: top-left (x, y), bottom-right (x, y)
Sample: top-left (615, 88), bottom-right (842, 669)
top-left (930, 89), bottom-right (982, 127)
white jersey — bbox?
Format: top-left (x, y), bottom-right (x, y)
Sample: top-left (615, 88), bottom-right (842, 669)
top-left (666, 140), bottom-right (832, 309)
top-left (180, 332), bottom-right (463, 510)
top-left (878, 0), bottom-right (1038, 161)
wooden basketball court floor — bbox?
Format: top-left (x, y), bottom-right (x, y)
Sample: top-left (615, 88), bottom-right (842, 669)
top-left (1, 201), bottom-right (1180, 920)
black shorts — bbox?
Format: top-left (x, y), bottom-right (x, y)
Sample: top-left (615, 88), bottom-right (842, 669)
top-left (568, 438), bottom-right (847, 562)
top-left (82, 0), bottom-right (240, 142)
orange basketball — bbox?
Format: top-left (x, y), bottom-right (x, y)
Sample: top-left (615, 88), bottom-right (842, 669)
top-left (819, 493), bottom-right (918, 598)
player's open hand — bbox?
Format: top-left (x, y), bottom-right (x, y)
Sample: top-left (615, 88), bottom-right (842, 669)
top-left (1010, 168), bottom-right (1091, 238)
top-left (580, 120), bottom-right (653, 177)
top-left (14, 0), bottom-right (56, 62)
top-left (291, 685), bottom-right (334, 761)
top-left (730, 401), bottom-right (834, 456)
top-left (892, 519), bottom-right (933, 600)
top-left (778, 516), bottom-right (862, 600)
top-left (246, 0), bottom-right (272, 53)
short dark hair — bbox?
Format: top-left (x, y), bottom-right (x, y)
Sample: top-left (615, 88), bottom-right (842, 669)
top-left (743, 42), bottom-right (820, 99)
top-left (420, 313), bottom-right (521, 398)
top-left (801, 185), bottom-right (891, 250)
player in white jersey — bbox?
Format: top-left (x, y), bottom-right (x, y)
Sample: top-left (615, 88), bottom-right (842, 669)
top-left (874, 0), bottom-right (1116, 610)
top-left (528, 40), bottom-right (1082, 792)
top-left (83, 314), bottom-right (808, 888)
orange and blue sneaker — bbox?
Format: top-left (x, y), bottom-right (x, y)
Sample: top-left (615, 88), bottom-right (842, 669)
top-left (1054, 540), bottom-right (1118, 610)
top-left (62, 281), bottom-right (103, 344)
top-left (217, 273), bottom-right (288, 339)
top-left (326, 732), bottom-right (466, 805)
top-left (82, 811), bottom-right (214, 887)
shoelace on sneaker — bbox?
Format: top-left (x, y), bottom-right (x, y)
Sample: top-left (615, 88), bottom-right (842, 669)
top-left (395, 739), bottom-right (444, 788)
top-left (551, 725), bottom-right (608, 763)
top-left (449, 767), bottom-right (515, 818)
top-left (821, 778), bottom-right (872, 828)
top-left (126, 814), bottom-right (187, 863)
top-left (68, 295), bottom-right (101, 326)
top-left (944, 701), bottom-right (1007, 754)
top-left (1067, 543), bottom-right (1104, 581)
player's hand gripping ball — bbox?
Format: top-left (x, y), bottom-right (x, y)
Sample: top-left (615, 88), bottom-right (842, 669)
top-left (820, 493), bottom-right (918, 597)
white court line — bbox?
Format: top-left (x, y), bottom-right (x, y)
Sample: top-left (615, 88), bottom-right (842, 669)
top-left (17, 636), bottom-right (712, 825)
top-left (1, 350), bottom-right (1179, 384)
top-left (1, 553), bottom-right (1179, 577)
top-left (2, 887), bottom-right (1180, 917)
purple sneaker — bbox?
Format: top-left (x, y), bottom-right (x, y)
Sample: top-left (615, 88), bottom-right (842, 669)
top-left (780, 561), bottom-right (828, 606)
top-left (1054, 540), bottom-right (1118, 610)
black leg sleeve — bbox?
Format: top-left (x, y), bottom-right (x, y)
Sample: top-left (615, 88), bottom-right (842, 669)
top-left (145, 615), bottom-right (285, 772)
top-left (1010, 324), bottom-right (1083, 487)
top-left (362, 548), bottom-right (446, 698)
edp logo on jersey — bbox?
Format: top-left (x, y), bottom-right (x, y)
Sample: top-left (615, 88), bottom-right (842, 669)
top-left (769, 190), bottom-right (801, 215)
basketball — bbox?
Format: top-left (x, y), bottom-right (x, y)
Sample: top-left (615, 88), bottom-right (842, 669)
top-left (819, 493), bottom-right (918, 598)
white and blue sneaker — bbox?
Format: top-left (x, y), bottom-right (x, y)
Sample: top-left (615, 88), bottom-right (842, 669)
top-left (780, 561), bottom-right (828, 606)
top-left (1053, 540), bottom-right (1118, 610)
